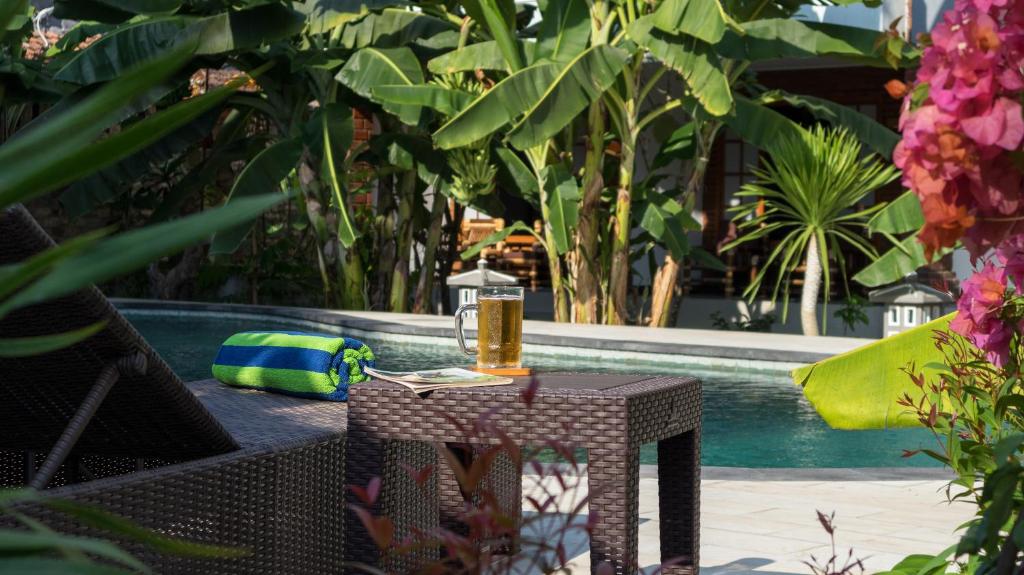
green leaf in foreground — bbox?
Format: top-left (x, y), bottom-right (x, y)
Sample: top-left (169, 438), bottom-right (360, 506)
top-left (0, 194), bottom-right (286, 315)
top-left (45, 499), bottom-right (248, 558)
top-left (0, 323), bottom-right (106, 357)
top-left (0, 227), bottom-right (108, 302)
top-left (0, 529), bottom-right (149, 573)
top-left (793, 314), bottom-right (955, 429)
top-left (0, 40), bottom-right (197, 207)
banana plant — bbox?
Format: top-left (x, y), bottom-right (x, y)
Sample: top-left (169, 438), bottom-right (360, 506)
top-left (397, 0), bottom-right (902, 326)
top-left (639, 0), bottom-right (910, 327)
top-left (46, 1), bottom-right (465, 313)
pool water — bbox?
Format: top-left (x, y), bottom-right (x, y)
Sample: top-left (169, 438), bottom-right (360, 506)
top-left (125, 311), bottom-right (940, 468)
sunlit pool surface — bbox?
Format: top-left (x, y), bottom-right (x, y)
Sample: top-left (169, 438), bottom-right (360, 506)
top-left (125, 310), bottom-right (940, 468)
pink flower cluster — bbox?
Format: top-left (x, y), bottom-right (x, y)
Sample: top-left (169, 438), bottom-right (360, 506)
top-left (894, 0), bottom-right (1024, 259)
top-left (950, 234), bottom-right (1024, 365)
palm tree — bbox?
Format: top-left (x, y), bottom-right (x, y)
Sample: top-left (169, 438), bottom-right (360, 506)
top-left (723, 125), bottom-right (899, 336)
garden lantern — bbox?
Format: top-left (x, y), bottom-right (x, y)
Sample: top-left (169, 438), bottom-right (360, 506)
top-left (447, 257), bottom-right (519, 318)
top-left (869, 273), bottom-right (954, 337)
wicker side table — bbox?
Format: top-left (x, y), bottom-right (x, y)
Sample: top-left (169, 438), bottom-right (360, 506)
top-left (345, 374), bottom-right (701, 575)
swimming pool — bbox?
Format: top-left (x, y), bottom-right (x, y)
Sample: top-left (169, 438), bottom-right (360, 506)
top-left (123, 309), bottom-right (940, 468)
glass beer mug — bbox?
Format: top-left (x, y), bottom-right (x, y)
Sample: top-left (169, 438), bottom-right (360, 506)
top-left (455, 286), bottom-right (524, 369)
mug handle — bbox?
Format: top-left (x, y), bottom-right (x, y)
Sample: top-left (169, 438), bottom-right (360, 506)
top-left (455, 303), bottom-right (478, 356)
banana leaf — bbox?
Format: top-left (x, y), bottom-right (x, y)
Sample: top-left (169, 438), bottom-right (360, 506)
top-left (61, 108), bottom-right (220, 217)
top-left (757, 90), bottom-right (898, 157)
top-left (868, 191), bottom-right (924, 235)
top-left (301, 0), bottom-right (408, 35)
top-left (541, 164), bottom-right (579, 255)
top-left (192, 3), bottom-right (305, 55)
top-left (722, 96), bottom-right (806, 155)
top-left (54, 18), bottom-right (186, 85)
top-left (715, 19), bottom-right (888, 64)
top-left (793, 314), bottom-right (954, 430)
top-left (533, 0), bottom-right (590, 63)
top-left (853, 236), bottom-right (953, 287)
top-left (504, 44), bottom-right (629, 149)
top-left (427, 41), bottom-right (536, 74)
top-left (371, 85), bottom-right (473, 117)
top-left (0, 41), bottom-right (198, 207)
top-left (53, 0), bottom-right (171, 23)
top-left (0, 0), bottom-right (28, 34)
top-left (209, 138), bottom-right (303, 255)
top-left (652, 0), bottom-right (739, 44)
top-left (336, 9), bottom-right (457, 51)
top-left (336, 47), bottom-right (424, 125)
top-left (433, 61), bottom-right (558, 149)
top-left (474, 0), bottom-right (524, 70)
top-left (629, 17), bottom-right (732, 117)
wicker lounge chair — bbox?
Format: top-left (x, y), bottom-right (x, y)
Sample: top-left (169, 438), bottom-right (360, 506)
top-left (0, 205), bottom-right (436, 573)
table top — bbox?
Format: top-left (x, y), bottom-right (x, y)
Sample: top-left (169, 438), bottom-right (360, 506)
top-left (350, 373), bottom-right (701, 447)
top-left (357, 373), bottom-right (700, 399)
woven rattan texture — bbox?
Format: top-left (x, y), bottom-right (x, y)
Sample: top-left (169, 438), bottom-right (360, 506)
top-left (347, 376), bottom-right (701, 575)
top-left (0, 206), bottom-right (238, 460)
top-left (5, 437), bottom-right (346, 574)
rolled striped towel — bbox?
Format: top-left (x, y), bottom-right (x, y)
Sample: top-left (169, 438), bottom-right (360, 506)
top-left (212, 331), bottom-right (375, 401)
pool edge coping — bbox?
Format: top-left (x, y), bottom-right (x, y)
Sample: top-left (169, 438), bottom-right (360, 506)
top-left (112, 299), bottom-right (861, 372)
top-left (524, 464), bottom-right (952, 481)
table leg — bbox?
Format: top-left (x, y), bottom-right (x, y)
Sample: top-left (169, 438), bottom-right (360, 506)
top-left (588, 445), bottom-right (640, 575)
top-left (658, 429), bottom-right (700, 575)
top-left (344, 431), bottom-right (439, 573)
top-left (438, 443), bottom-right (522, 554)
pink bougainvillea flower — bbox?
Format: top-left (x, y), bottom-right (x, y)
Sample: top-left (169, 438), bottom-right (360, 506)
top-left (960, 98), bottom-right (1024, 149)
top-left (950, 260), bottom-right (1012, 365)
top-left (897, 0), bottom-right (1024, 255)
top-left (918, 193), bottom-right (978, 259)
top-left (997, 233), bottom-right (1024, 287)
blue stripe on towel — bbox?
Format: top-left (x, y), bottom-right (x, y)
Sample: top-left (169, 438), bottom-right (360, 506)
top-left (214, 344), bottom-right (333, 372)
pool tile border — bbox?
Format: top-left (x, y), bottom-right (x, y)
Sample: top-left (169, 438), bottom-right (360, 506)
top-left (112, 299), bottom-right (865, 375)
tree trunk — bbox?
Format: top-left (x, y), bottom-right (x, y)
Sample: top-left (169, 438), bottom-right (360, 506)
top-left (374, 173), bottom-right (397, 310)
top-left (649, 254), bottom-right (679, 327)
top-left (389, 168), bottom-right (417, 313)
top-left (412, 188), bottom-right (446, 314)
top-left (606, 136), bottom-right (635, 325)
top-left (801, 234), bottom-right (822, 336)
top-left (340, 246), bottom-right (366, 310)
top-left (648, 124), bottom-right (716, 327)
top-left (573, 101), bottom-right (606, 324)
top-left (439, 201), bottom-right (463, 316)
top-left (536, 162), bottom-right (570, 323)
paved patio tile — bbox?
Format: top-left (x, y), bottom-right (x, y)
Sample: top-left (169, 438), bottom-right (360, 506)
top-left (526, 474), bottom-right (974, 574)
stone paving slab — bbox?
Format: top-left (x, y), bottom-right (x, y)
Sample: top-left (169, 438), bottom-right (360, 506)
top-left (521, 473), bottom-right (974, 574)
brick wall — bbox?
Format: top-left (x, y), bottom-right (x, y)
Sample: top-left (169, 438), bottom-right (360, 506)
top-left (350, 106), bottom-right (376, 207)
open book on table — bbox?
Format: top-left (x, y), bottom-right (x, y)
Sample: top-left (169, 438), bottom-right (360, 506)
top-left (363, 367), bottom-right (514, 394)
